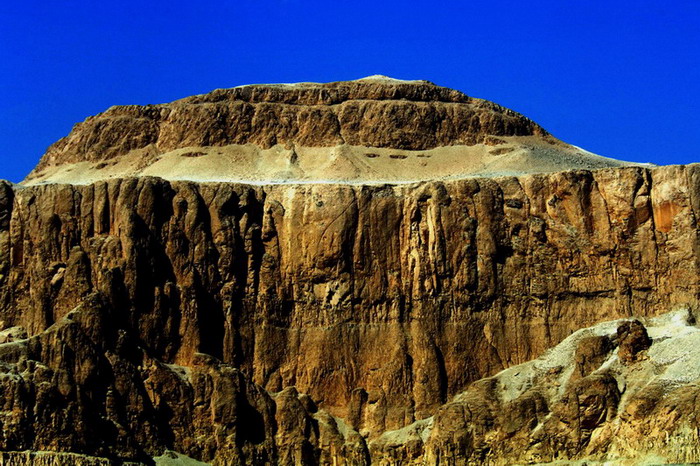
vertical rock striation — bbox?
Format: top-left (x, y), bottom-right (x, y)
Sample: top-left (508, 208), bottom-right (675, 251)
top-left (2, 78), bottom-right (700, 463)
top-left (2, 162), bottom-right (700, 462)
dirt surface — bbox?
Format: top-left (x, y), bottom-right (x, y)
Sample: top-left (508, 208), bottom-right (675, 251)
top-left (24, 137), bottom-right (641, 186)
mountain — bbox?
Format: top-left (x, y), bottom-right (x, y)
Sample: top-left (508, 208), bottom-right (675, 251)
top-left (25, 76), bottom-right (636, 186)
top-left (1, 78), bottom-right (698, 465)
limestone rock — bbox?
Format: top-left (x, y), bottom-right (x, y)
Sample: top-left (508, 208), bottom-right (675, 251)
top-left (2, 78), bottom-right (700, 464)
top-left (3, 161), bottom-right (700, 462)
top-left (30, 77), bottom-right (545, 170)
top-left (0, 293), bottom-right (368, 464)
top-left (23, 78), bottom-right (637, 185)
top-left (372, 308), bottom-right (700, 464)
top-left (616, 319), bottom-right (652, 364)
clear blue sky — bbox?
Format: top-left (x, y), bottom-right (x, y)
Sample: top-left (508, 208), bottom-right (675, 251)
top-left (1, 1), bottom-right (698, 182)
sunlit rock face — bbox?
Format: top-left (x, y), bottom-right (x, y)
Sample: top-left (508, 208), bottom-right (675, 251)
top-left (24, 76), bottom-right (634, 186)
top-left (1, 78), bottom-right (699, 464)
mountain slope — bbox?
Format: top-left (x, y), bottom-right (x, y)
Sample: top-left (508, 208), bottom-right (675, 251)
top-left (1, 78), bottom-right (697, 464)
top-left (372, 307), bottom-right (700, 465)
top-left (24, 77), bottom-right (638, 186)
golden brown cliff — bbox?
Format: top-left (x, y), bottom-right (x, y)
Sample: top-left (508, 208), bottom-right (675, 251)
top-left (31, 76), bottom-right (544, 168)
top-left (1, 78), bottom-right (698, 464)
top-left (370, 308), bottom-right (700, 465)
top-left (2, 161), bottom-right (700, 463)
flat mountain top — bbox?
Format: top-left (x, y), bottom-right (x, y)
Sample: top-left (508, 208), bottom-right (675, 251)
top-left (24, 76), bottom-right (641, 185)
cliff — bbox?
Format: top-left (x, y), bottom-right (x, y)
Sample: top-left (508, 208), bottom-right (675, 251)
top-left (2, 161), bottom-right (700, 463)
top-left (29, 76), bottom-right (546, 170)
top-left (1, 77), bottom-right (698, 464)
top-left (371, 307), bottom-right (700, 464)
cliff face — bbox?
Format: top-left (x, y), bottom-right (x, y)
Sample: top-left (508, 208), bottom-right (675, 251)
top-left (2, 162), bottom-right (700, 463)
top-left (3, 77), bottom-right (699, 464)
top-left (371, 308), bottom-right (700, 465)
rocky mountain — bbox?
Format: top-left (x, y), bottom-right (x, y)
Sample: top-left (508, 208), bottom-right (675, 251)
top-left (1, 78), bottom-right (698, 465)
top-left (25, 76), bottom-right (634, 186)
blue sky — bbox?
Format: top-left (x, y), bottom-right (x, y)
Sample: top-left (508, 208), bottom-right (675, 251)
top-left (1, 1), bottom-right (698, 182)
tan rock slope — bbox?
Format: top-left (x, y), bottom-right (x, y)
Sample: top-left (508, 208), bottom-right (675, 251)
top-left (0, 78), bottom-right (698, 464)
top-left (25, 76), bottom-right (637, 185)
top-left (371, 308), bottom-right (700, 464)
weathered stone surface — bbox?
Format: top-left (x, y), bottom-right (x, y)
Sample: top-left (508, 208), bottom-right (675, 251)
top-left (24, 78), bottom-right (639, 187)
top-left (31, 77), bottom-right (546, 173)
top-left (371, 309), bottom-right (700, 465)
top-left (616, 319), bottom-right (652, 364)
top-left (0, 451), bottom-right (129, 465)
top-left (0, 292), bottom-right (368, 464)
top-left (2, 160), bottom-right (700, 462)
top-left (4, 75), bottom-right (700, 463)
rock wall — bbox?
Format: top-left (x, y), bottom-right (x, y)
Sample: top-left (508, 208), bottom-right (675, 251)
top-left (0, 294), bottom-right (368, 464)
top-left (371, 310), bottom-right (700, 465)
top-left (1, 163), bottom-right (700, 462)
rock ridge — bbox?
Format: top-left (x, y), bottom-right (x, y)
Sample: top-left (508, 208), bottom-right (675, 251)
top-left (29, 77), bottom-right (552, 181)
top-left (3, 78), bottom-right (698, 464)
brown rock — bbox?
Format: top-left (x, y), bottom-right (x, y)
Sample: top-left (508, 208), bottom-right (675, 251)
top-left (617, 319), bottom-right (652, 364)
top-left (31, 78), bottom-right (546, 174)
top-left (0, 292), bottom-right (369, 464)
top-left (3, 79), bottom-right (700, 464)
top-left (572, 335), bottom-right (613, 380)
top-left (370, 309), bottom-right (700, 464)
top-left (2, 162), bottom-right (700, 455)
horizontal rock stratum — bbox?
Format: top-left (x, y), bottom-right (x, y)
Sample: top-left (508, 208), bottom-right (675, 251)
top-left (25, 76), bottom-right (637, 185)
top-left (1, 78), bottom-right (698, 464)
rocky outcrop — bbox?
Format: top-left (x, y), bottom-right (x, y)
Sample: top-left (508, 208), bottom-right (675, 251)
top-left (3, 76), bottom-right (700, 464)
top-left (2, 161), bottom-right (700, 462)
top-left (371, 308), bottom-right (700, 465)
top-left (23, 78), bottom-right (634, 187)
top-left (30, 77), bottom-right (547, 174)
top-left (0, 293), bottom-right (368, 464)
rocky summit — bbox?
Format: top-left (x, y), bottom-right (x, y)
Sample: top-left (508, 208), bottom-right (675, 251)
top-left (1, 77), bottom-right (699, 465)
top-left (25, 76), bottom-right (635, 186)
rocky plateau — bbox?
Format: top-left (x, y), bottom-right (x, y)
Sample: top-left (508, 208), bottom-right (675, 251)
top-left (1, 77), bottom-right (698, 465)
